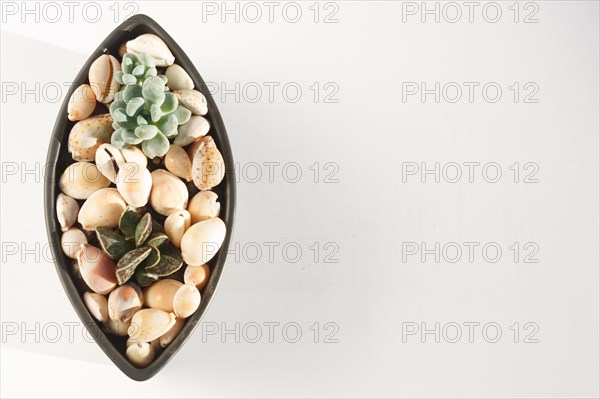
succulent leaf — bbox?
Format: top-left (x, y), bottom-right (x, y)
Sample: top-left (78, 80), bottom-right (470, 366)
top-left (135, 213), bottom-right (153, 247)
top-left (141, 132), bottom-right (170, 158)
top-left (145, 242), bottom-right (183, 277)
top-left (173, 105), bottom-right (192, 125)
top-left (119, 206), bottom-right (142, 239)
top-left (122, 129), bottom-right (143, 145)
top-left (116, 247), bottom-right (152, 285)
top-left (135, 266), bottom-right (159, 287)
top-left (146, 233), bottom-right (169, 248)
top-left (111, 129), bottom-right (126, 149)
top-left (95, 227), bottom-right (134, 260)
top-left (143, 246), bottom-right (161, 269)
top-left (161, 93), bottom-right (178, 113)
top-left (126, 97), bottom-right (145, 117)
top-left (135, 124), bottom-right (159, 140)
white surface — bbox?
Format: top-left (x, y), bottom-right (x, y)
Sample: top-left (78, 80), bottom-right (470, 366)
top-left (1, 1), bottom-right (598, 398)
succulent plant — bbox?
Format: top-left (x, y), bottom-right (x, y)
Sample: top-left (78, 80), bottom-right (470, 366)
top-left (96, 206), bottom-right (184, 287)
top-left (109, 52), bottom-right (192, 159)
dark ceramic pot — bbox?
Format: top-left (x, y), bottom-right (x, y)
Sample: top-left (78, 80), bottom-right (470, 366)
top-left (44, 14), bottom-right (236, 381)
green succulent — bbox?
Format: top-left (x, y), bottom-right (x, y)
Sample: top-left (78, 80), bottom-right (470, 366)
top-left (95, 206), bottom-right (184, 287)
top-left (109, 52), bottom-right (192, 159)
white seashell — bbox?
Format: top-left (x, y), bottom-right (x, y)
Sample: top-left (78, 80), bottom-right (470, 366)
top-left (126, 341), bottom-right (155, 368)
top-left (88, 54), bottom-right (121, 103)
top-left (164, 145), bottom-right (192, 182)
top-left (61, 227), bottom-right (88, 259)
top-left (188, 136), bottom-right (225, 191)
top-left (59, 162), bottom-right (110, 200)
top-left (78, 188), bottom-right (127, 231)
top-left (159, 318), bottom-right (185, 348)
top-left (78, 244), bottom-right (117, 294)
top-left (173, 89), bottom-right (208, 116)
top-left (104, 318), bottom-right (131, 336)
top-left (56, 193), bottom-right (80, 232)
top-left (126, 337), bottom-right (161, 353)
top-left (143, 279), bottom-right (183, 313)
top-left (173, 284), bottom-right (201, 319)
top-left (149, 170), bottom-right (189, 216)
top-left (184, 264), bottom-right (211, 290)
top-left (174, 116), bottom-right (210, 147)
top-left (165, 64), bottom-right (194, 91)
top-left (128, 309), bottom-right (176, 342)
top-left (116, 162), bottom-right (152, 208)
top-left (126, 34), bottom-right (175, 67)
top-left (181, 218), bottom-right (226, 266)
top-left (68, 114), bottom-right (113, 161)
top-left (108, 284), bottom-right (143, 322)
top-left (68, 84), bottom-right (96, 121)
top-left (164, 210), bottom-right (191, 248)
top-left (187, 191), bottom-right (220, 224)
top-left (95, 143), bottom-right (125, 183)
top-left (121, 146), bottom-right (148, 168)
top-left (83, 292), bottom-right (109, 322)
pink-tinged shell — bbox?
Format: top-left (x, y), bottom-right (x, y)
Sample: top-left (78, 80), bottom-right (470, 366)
top-left (77, 244), bottom-right (117, 295)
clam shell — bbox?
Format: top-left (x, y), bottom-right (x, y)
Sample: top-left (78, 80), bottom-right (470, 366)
top-left (187, 191), bottom-right (220, 224)
top-left (95, 143), bottom-right (126, 183)
top-left (164, 145), bottom-right (192, 181)
top-left (68, 114), bottom-right (113, 161)
top-left (126, 34), bottom-right (175, 67)
top-left (78, 244), bottom-right (117, 294)
top-left (173, 284), bottom-right (201, 319)
top-left (180, 218), bottom-right (226, 266)
top-left (143, 279), bottom-right (183, 313)
top-left (165, 64), bottom-right (194, 91)
top-left (104, 318), bottom-right (131, 337)
top-left (149, 170), bottom-right (189, 216)
top-left (164, 210), bottom-right (191, 248)
top-left (126, 341), bottom-right (155, 368)
top-left (83, 292), bottom-right (109, 322)
top-left (56, 193), bottom-right (80, 232)
top-left (188, 136), bottom-right (225, 191)
top-left (68, 84), bottom-right (96, 121)
top-left (78, 188), bottom-right (127, 231)
top-left (173, 116), bottom-right (210, 147)
top-left (61, 227), bottom-right (88, 259)
top-left (88, 54), bottom-right (121, 103)
top-left (173, 89), bottom-right (208, 116)
top-left (184, 264), bottom-right (211, 290)
top-left (159, 318), bottom-right (185, 348)
top-left (128, 309), bottom-right (177, 342)
top-left (116, 162), bottom-right (153, 208)
top-left (58, 162), bottom-right (110, 200)
top-left (108, 284), bottom-right (144, 322)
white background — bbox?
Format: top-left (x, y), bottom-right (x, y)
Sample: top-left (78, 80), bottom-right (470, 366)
top-left (1, 1), bottom-right (599, 397)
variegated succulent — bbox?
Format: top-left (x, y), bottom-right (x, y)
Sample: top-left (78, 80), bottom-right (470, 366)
top-left (96, 206), bottom-right (184, 287)
top-left (109, 52), bottom-right (192, 159)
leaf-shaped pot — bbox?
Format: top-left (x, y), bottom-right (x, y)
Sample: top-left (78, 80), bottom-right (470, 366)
top-left (44, 14), bottom-right (236, 381)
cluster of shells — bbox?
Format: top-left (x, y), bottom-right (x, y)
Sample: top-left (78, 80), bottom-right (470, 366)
top-left (57, 33), bottom-right (226, 368)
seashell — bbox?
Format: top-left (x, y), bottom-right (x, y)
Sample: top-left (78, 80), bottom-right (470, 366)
top-left (104, 317), bottom-right (131, 336)
top-left (126, 337), bottom-right (161, 353)
top-left (68, 84), bottom-right (96, 121)
top-left (165, 64), bottom-right (194, 91)
top-left (56, 193), bottom-right (80, 232)
top-left (126, 341), bottom-right (155, 368)
top-left (180, 218), bottom-right (226, 266)
top-left (59, 162), bottom-right (110, 200)
top-left (118, 42), bottom-right (127, 57)
top-left (184, 264), bottom-right (211, 290)
top-left (159, 317), bottom-right (185, 348)
top-left (61, 227), bottom-right (88, 259)
top-left (187, 191), bottom-right (220, 224)
top-left (143, 279), bottom-right (183, 313)
top-left (121, 146), bottom-right (148, 168)
top-left (108, 284), bottom-right (143, 322)
top-left (68, 114), bottom-right (113, 161)
top-left (164, 145), bottom-right (192, 181)
top-left (77, 243), bottom-right (117, 294)
top-left (149, 170), bottom-right (189, 216)
top-left (88, 54), bottom-right (121, 103)
top-left (95, 143), bottom-right (125, 183)
top-left (126, 34), bottom-right (175, 67)
top-left (83, 292), bottom-right (109, 322)
top-left (173, 284), bottom-right (201, 319)
top-left (173, 89), bottom-right (208, 116)
top-left (128, 309), bottom-right (176, 342)
top-left (188, 136), bottom-right (225, 191)
top-left (78, 188), bottom-right (127, 231)
top-left (173, 116), bottom-right (210, 147)
top-left (116, 162), bottom-right (153, 207)
top-left (164, 210), bottom-right (191, 248)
